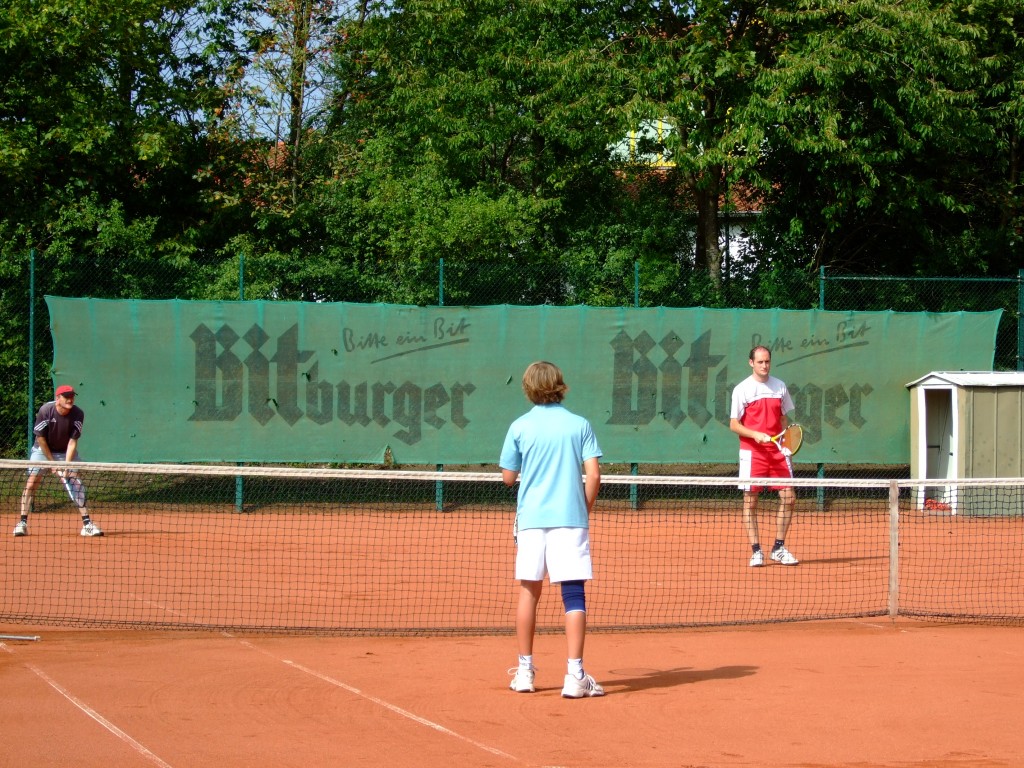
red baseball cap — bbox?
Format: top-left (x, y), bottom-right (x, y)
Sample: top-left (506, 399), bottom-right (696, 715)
top-left (55, 385), bottom-right (77, 398)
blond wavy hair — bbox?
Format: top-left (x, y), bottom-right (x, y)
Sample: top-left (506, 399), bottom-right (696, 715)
top-left (521, 361), bottom-right (568, 405)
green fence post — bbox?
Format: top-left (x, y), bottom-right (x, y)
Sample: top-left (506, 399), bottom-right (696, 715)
top-left (437, 257), bottom-right (445, 511)
top-left (27, 248), bottom-right (36, 456)
top-left (634, 259), bottom-right (639, 309)
top-left (236, 253), bottom-right (245, 512)
top-left (1018, 269), bottom-right (1023, 372)
top-left (631, 261), bottom-right (639, 510)
top-left (816, 265), bottom-right (826, 508)
top-left (630, 461), bottom-right (639, 510)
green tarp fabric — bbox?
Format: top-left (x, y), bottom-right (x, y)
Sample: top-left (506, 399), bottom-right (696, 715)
top-left (47, 298), bottom-right (1001, 464)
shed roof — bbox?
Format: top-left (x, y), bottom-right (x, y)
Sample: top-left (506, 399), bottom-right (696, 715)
top-left (906, 371), bottom-right (1024, 389)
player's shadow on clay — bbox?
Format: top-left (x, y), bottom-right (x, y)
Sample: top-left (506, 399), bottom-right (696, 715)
top-left (607, 665), bottom-right (757, 692)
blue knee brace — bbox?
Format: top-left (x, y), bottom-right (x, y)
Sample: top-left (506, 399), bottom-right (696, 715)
top-left (560, 580), bottom-right (586, 613)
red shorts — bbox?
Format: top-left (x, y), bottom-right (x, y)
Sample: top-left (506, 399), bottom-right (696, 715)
top-left (738, 447), bottom-right (793, 493)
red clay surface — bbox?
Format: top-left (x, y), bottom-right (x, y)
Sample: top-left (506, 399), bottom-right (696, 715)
top-left (2, 618), bottom-right (1022, 768)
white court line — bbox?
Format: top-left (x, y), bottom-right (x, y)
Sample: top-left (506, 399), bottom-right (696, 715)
top-left (0, 646), bottom-right (172, 768)
top-left (236, 639), bottom-right (520, 763)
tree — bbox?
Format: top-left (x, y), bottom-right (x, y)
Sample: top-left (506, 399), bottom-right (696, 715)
top-left (0, 0), bottom-right (248, 454)
top-left (611, 1), bottom-right (781, 293)
top-left (224, 0), bottom-right (348, 210)
top-left (962, 0), bottom-right (1023, 270)
top-left (744, 0), bottom-right (1016, 275)
top-left (322, 0), bottom-right (653, 304)
top-left (610, 0), bottom-right (1023, 290)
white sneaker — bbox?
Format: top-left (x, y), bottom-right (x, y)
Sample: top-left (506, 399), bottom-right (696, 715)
top-left (770, 546), bottom-right (798, 565)
top-left (80, 522), bottom-right (104, 537)
top-left (749, 550), bottom-right (764, 567)
top-left (561, 673), bottom-right (604, 698)
top-left (508, 665), bottom-right (536, 693)
top-left (13, 520), bottom-right (27, 537)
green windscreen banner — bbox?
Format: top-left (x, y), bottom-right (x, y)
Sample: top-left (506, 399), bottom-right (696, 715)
top-left (46, 298), bottom-right (1001, 464)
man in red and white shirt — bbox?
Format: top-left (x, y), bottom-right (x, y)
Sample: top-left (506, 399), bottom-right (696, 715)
top-left (729, 346), bottom-right (798, 567)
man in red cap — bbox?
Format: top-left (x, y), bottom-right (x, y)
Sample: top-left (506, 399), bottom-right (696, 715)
top-left (14, 385), bottom-right (103, 537)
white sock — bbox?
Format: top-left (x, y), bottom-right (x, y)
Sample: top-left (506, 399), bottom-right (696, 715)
top-left (519, 654), bottom-right (533, 670)
top-left (568, 658), bottom-right (584, 679)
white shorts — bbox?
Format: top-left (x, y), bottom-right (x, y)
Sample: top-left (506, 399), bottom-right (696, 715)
top-left (27, 447), bottom-right (78, 476)
top-left (515, 527), bottom-right (593, 583)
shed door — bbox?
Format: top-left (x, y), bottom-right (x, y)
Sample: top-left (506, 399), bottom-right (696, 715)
top-left (923, 387), bottom-right (955, 505)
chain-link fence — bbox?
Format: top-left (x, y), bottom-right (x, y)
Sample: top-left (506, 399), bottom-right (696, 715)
top-left (3, 250), bottom-right (1021, 479)
top-left (819, 271), bottom-right (1022, 373)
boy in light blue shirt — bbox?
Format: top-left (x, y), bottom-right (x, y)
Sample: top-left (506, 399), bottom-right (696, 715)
top-left (500, 361), bottom-right (604, 698)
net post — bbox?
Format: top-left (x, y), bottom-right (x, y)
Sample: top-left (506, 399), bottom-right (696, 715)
top-left (888, 480), bottom-right (900, 618)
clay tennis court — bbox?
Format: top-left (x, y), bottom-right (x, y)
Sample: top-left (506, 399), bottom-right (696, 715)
top-left (2, 619), bottom-right (1022, 767)
top-left (3, 469), bottom-right (1023, 766)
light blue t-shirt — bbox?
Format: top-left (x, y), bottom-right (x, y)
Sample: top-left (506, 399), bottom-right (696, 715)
top-left (499, 403), bottom-right (602, 529)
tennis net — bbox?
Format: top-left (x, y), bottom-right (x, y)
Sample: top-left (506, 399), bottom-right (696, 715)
top-left (1, 460), bottom-right (1022, 633)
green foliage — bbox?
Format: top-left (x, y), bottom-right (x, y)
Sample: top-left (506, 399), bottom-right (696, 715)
top-left (746, 0), bottom-right (1021, 274)
top-left (325, 0), bottom-right (671, 303)
top-left (0, 0), bottom-right (1022, 455)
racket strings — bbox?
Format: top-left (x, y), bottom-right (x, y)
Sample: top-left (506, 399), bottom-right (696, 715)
top-left (783, 425), bottom-right (803, 454)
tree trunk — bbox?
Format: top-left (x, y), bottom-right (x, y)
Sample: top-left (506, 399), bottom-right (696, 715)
top-left (288, 0), bottom-right (314, 206)
top-left (693, 169), bottom-right (723, 291)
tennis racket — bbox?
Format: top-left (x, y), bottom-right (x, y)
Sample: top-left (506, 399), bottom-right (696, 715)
top-left (55, 469), bottom-right (86, 508)
top-left (769, 424), bottom-right (803, 456)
